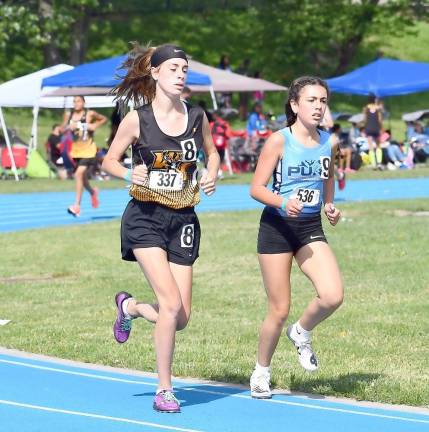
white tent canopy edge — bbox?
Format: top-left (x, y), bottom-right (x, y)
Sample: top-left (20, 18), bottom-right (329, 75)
top-left (0, 65), bottom-right (118, 181)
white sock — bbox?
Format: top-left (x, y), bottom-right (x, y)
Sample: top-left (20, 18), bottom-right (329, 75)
top-left (156, 388), bottom-right (173, 395)
top-left (255, 362), bottom-right (270, 374)
top-left (122, 298), bottom-right (133, 319)
top-left (295, 321), bottom-right (311, 340)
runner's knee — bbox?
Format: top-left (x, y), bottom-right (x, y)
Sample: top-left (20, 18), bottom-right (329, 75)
top-left (268, 302), bottom-right (290, 324)
top-left (320, 289), bottom-right (343, 310)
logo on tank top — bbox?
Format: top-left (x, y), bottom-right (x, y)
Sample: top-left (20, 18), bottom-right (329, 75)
top-left (288, 157), bottom-right (330, 179)
top-left (151, 150), bottom-right (192, 180)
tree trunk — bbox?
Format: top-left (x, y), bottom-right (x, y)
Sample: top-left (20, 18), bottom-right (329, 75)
top-left (331, 0), bottom-right (380, 76)
top-left (332, 35), bottom-right (364, 76)
top-left (39, 0), bottom-right (62, 66)
top-left (69, 8), bottom-right (89, 65)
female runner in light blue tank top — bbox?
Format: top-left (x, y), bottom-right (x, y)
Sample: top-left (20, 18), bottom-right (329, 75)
top-left (249, 77), bottom-right (343, 399)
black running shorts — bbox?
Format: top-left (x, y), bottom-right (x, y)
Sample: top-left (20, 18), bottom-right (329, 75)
top-left (121, 200), bottom-right (201, 266)
top-left (73, 157), bottom-right (97, 168)
top-left (257, 207), bottom-right (327, 255)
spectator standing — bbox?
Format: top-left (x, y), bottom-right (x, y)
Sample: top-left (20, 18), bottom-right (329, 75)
top-left (363, 93), bottom-right (383, 168)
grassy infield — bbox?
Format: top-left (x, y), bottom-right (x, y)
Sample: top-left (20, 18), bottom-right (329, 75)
top-left (0, 172), bottom-right (428, 407)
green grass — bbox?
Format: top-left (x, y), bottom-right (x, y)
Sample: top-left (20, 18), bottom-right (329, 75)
top-left (0, 199), bottom-right (428, 406)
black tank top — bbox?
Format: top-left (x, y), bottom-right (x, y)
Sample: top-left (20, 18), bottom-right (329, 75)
top-left (365, 106), bottom-right (381, 134)
top-left (129, 102), bottom-right (205, 209)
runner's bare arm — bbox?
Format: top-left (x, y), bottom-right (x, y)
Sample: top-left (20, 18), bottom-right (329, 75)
top-left (200, 114), bottom-right (220, 195)
top-left (88, 110), bottom-right (107, 131)
top-left (324, 135), bottom-right (341, 225)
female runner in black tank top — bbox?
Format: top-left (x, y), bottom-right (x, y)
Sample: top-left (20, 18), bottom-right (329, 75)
top-left (102, 43), bottom-right (220, 413)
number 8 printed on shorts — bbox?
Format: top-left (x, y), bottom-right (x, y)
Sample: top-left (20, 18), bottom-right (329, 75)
top-left (180, 138), bottom-right (197, 162)
top-left (181, 224), bottom-right (195, 248)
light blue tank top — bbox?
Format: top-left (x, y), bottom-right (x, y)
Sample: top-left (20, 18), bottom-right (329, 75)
top-left (270, 127), bottom-right (332, 217)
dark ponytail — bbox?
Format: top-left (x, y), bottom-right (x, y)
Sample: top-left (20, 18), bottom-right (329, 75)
top-left (114, 42), bottom-right (157, 107)
top-left (285, 76), bottom-right (330, 127)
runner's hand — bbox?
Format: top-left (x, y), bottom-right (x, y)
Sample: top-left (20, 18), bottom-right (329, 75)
top-left (324, 202), bottom-right (341, 226)
top-left (199, 170), bottom-right (216, 196)
top-left (286, 198), bottom-right (303, 217)
top-left (131, 164), bottom-right (148, 185)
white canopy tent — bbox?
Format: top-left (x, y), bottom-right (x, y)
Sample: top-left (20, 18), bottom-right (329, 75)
top-left (187, 59), bottom-right (287, 93)
top-left (0, 64), bottom-right (117, 180)
top-left (402, 109), bottom-right (429, 122)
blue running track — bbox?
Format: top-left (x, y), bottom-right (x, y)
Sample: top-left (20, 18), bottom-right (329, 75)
top-left (1, 178), bottom-right (429, 233)
top-left (1, 349), bottom-right (428, 432)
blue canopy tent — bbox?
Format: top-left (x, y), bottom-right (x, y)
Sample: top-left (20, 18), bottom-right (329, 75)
top-left (326, 58), bottom-right (429, 97)
top-left (42, 55), bottom-right (212, 89)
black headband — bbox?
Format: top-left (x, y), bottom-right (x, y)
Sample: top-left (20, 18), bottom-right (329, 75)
top-left (150, 45), bottom-right (188, 68)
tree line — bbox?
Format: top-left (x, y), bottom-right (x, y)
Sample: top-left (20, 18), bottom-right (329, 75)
top-left (0, 0), bottom-right (427, 83)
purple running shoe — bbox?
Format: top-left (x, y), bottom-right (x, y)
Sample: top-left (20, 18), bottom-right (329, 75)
top-left (153, 390), bottom-right (181, 413)
top-left (113, 291), bottom-right (133, 343)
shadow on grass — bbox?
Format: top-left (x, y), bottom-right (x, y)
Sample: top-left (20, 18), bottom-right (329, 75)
top-left (285, 372), bottom-right (383, 399)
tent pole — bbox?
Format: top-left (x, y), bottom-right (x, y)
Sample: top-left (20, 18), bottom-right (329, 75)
top-left (224, 146), bottom-right (233, 175)
top-left (209, 86), bottom-right (218, 110)
top-left (0, 107), bottom-right (19, 181)
top-left (30, 104), bottom-right (40, 151)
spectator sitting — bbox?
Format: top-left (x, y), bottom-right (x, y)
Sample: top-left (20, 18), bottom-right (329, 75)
top-left (409, 122), bottom-right (429, 163)
top-left (45, 124), bottom-right (68, 179)
top-left (380, 130), bottom-right (407, 170)
top-left (247, 103), bottom-right (269, 151)
top-left (247, 103), bottom-right (268, 136)
top-left (355, 127), bottom-right (369, 151)
top-left (354, 127), bottom-right (374, 166)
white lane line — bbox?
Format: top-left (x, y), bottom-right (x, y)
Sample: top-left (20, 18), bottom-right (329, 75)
top-left (0, 359), bottom-right (156, 386)
top-left (1, 359), bottom-right (429, 425)
top-left (0, 399), bottom-right (203, 432)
